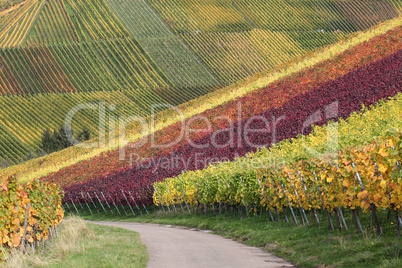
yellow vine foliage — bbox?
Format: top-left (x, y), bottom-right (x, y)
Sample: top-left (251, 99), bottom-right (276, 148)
top-left (0, 176), bottom-right (64, 261)
top-left (154, 94), bottom-right (402, 214)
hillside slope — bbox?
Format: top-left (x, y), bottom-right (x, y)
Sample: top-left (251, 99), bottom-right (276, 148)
top-left (62, 45), bottom-right (402, 201)
top-left (35, 24), bottom-right (402, 197)
top-left (0, 1), bottom-right (401, 167)
top-left (1, 17), bottom-right (401, 180)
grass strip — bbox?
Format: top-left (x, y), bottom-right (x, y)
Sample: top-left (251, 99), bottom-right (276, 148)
top-left (1, 216), bottom-right (148, 268)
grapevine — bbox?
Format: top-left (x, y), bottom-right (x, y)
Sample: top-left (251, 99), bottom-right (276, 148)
top-left (0, 175), bottom-right (64, 261)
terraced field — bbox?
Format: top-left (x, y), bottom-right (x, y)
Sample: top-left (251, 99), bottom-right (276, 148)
top-left (65, 0), bottom-right (129, 41)
top-left (146, 0), bottom-right (402, 83)
top-left (0, 0), bottom-right (40, 45)
top-left (148, 0), bottom-right (402, 33)
top-left (106, 0), bottom-right (172, 38)
top-left (147, 0), bottom-right (252, 33)
top-left (106, 0), bottom-right (218, 91)
top-left (0, 0), bottom-right (43, 48)
top-left (0, 90), bottom-right (152, 167)
top-left (0, 44), bottom-right (76, 94)
top-left (0, 35), bottom-right (214, 164)
top-left (181, 29), bottom-right (306, 84)
top-left (139, 36), bottom-right (218, 91)
top-left (0, 37), bottom-right (177, 95)
top-left (27, 0), bottom-right (77, 45)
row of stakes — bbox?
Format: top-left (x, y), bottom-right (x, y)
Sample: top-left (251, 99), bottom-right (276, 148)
top-left (62, 186), bottom-right (402, 236)
top-left (62, 190), bottom-right (150, 216)
top-left (150, 160), bottom-right (402, 235)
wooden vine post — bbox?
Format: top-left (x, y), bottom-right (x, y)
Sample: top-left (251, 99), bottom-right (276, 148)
top-left (20, 203), bottom-right (31, 252)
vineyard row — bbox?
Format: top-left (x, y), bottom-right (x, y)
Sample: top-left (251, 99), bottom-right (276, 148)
top-left (153, 133), bottom-right (402, 235)
top-left (61, 46), bottom-right (402, 207)
top-left (42, 25), bottom-right (402, 190)
top-left (0, 176), bottom-right (64, 261)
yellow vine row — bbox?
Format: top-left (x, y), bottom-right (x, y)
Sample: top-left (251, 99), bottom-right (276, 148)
top-left (153, 132), bottom-right (402, 214)
top-left (0, 176), bottom-right (64, 261)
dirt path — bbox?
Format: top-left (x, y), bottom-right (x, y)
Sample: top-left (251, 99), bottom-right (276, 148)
top-left (89, 221), bottom-right (294, 268)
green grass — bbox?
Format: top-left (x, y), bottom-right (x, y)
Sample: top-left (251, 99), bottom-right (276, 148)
top-left (77, 206), bottom-right (401, 268)
top-left (52, 222), bottom-right (147, 268)
top-left (2, 217), bottom-right (148, 268)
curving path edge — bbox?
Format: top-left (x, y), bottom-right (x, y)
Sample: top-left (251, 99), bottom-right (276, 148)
top-left (89, 221), bottom-right (294, 268)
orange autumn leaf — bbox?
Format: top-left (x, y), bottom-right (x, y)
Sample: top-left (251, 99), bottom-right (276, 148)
top-left (357, 190), bottom-right (368, 200)
top-left (11, 233), bottom-right (21, 247)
